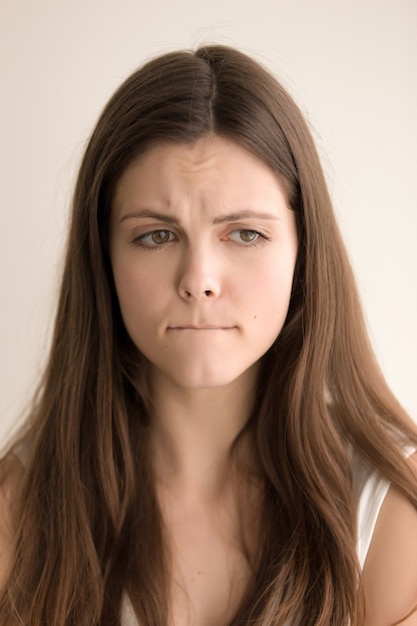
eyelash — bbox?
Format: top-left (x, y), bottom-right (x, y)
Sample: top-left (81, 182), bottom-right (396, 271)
top-left (131, 228), bottom-right (269, 249)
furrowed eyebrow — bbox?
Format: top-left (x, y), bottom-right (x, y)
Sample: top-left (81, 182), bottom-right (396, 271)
top-left (213, 211), bottom-right (280, 223)
top-left (119, 208), bottom-right (281, 225)
top-left (119, 209), bottom-right (179, 224)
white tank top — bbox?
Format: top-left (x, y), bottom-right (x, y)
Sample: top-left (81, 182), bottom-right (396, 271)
top-left (353, 444), bottom-right (415, 569)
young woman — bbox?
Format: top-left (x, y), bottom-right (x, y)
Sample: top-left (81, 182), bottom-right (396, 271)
top-left (0, 45), bottom-right (416, 626)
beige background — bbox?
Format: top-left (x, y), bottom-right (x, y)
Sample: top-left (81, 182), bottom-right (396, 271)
top-left (1, 0), bottom-right (416, 444)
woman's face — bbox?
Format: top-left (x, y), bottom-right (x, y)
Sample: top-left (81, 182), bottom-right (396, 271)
top-left (110, 136), bottom-right (298, 392)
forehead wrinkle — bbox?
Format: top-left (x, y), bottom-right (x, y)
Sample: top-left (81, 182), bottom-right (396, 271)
top-left (113, 137), bottom-right (290, 226)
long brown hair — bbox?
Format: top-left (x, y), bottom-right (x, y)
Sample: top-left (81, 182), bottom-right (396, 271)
top-left (1, 45), bottom-right (416, 625)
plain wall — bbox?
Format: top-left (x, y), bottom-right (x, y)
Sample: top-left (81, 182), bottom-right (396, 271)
top-left (1, 0), bottom-right (416, 444)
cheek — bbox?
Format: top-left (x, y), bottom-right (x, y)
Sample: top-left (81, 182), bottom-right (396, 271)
top-left (112, 262), bottom-right (155, 321)
top-left (247, 271), bottom-right (295, 363)
top-left (248, 261), bottom-right (295, 317)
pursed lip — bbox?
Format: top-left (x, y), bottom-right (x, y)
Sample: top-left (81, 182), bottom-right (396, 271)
top-left (167, 325), bottom-right (236, 330)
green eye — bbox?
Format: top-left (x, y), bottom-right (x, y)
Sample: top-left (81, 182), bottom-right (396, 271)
top-left (135, 230), bottom-right (176, 247)
top-left (229, 229), bottom-right (261, 243)
top-left (239, 230), bottom-right (258, 242)
top-left (151, 230), bottom-right (173, 244)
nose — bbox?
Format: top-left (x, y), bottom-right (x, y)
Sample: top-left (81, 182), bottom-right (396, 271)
top-left (177, 244), bottom-right (220, 301)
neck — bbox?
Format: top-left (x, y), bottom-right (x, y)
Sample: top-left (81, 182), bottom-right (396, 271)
top-left (148, 366), bottom-right (259, 498)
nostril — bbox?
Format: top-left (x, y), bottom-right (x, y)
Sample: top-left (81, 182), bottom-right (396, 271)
top-left (179, 286), bottom-right (216, 300)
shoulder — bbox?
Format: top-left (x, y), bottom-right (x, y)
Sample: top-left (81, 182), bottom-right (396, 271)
top-left (0, 453), bottom-right (24, 587)
top-left (362, 452), bottom-right (417, 625)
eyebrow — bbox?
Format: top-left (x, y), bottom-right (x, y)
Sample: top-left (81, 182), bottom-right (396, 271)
top-left (119, 209), bottom-right (178, 224)
top-left (119, 208), bottom-right (280, 224)
top-left (213, 211), bottom-right (280, 223)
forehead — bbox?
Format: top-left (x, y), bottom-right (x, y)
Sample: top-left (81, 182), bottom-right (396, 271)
top-left (112, 135), bottom-right (290, 215)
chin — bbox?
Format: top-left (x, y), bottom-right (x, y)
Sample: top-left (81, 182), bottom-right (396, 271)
top-left (160, 362), bottom-right (257, 392)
